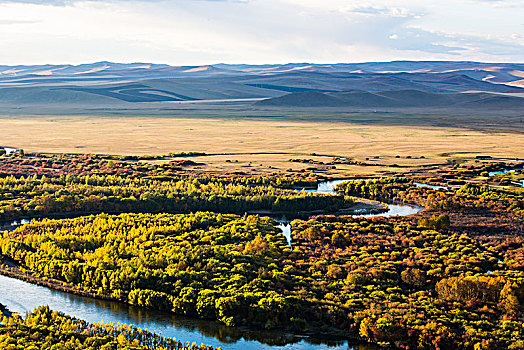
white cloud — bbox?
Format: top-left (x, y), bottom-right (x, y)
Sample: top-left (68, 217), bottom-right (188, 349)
top-left (338, 4), bottom-right (416, 18)
top-left (0, 0), bottom-right (521, 65)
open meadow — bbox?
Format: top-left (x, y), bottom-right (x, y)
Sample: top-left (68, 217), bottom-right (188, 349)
top-left (1, 112), bottom-right (523, 175)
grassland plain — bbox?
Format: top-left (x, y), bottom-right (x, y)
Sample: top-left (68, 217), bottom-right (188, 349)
top-left (1, 113), bottom-right (523, 175)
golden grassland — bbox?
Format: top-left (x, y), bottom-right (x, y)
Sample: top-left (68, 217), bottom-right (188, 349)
top-left (1, 115), bottom-right (522, 175)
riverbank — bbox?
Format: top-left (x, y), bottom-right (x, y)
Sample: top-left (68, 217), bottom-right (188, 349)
top-left (338, 198), bottom-right (388, 214)
top-left (0, 302), bottom-right (12, 318)
top-left (0, 264), bottom-right (369, 349)
top-left (0, 261), bottom-right (119, 303)
top-left (248, 198), bottom-right (388, 217)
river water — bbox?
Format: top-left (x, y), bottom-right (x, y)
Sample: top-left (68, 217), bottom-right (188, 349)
top-left (2, 147), bottom-right (18, 155)
top-left (0, 178), bottom-right (419, 349)
top-left (488, 168), bottom-right (523, 187)
top-left (488, 169), bottom-right (516, 176)
top-left (305, 178), bottom-right (423, 218)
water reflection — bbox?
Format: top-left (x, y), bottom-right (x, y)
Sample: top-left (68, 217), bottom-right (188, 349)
top-left (309, 179), bottom-right (362, 195)
top-left (356, 203), bottom-right (422, 218)
top-left (488, 169), bottom-right (516, 176)
top-left (413, 182), bottom-right (448, 191)
top-left (3, 147), bottom-right (18, 155)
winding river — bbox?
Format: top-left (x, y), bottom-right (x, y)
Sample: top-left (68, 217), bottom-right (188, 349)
top-left (0, 179), bottom-right (423, 349)
top-left (307, 178), bottom-right (424, 218)
top-left (308, 178), bottom-right (424, 217)
top-left (275, 179), bottom-right (423, 247)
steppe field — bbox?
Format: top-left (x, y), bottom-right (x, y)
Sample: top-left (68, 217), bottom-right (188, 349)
top-left (1, 110), bottom-right (522, 175)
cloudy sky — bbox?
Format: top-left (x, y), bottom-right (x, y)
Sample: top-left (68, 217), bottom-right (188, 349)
top-left (0, 0), bottom-right (522, 65)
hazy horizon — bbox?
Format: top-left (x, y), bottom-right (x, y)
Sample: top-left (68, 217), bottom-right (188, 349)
top-left (1, 59), bottom-right (523, 67)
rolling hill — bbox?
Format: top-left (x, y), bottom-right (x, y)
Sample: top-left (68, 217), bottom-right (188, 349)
top-left (255, 89), bottom-right (524, 110)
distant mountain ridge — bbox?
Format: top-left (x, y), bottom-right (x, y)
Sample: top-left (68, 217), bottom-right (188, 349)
top-left (0, 61), bottom-right (522, 109)
top-left (1, 61), bottom-right (523, 86)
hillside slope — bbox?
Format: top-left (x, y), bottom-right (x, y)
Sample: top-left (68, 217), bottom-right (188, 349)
top-left (255, 90), bottom-right (524, 109)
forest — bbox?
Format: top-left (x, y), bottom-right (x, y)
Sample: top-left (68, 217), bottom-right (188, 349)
top-left (0, 154), bottom-right (358, 221)
top-left (0, 152), bottom-right (523, 349)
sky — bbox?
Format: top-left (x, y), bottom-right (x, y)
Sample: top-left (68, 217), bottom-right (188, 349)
top-left (0, 0), bottom-right (522, 65)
